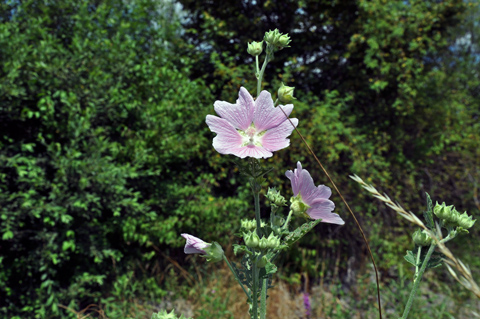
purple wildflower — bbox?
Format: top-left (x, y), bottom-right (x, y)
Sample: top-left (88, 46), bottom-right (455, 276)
top-left (303, 292), bottom-right (311, 318)
top-left (285, 162), bottom-right (344, 225)
top-left (205, 87), bottom-right (298, 159)
top-left (181, 233), bottom-right (211, 254)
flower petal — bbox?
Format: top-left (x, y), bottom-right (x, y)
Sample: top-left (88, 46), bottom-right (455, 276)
top-left (234, 145), bottom-right (273, 159)
top-left (181, 233), bottom-right (210, 254)
top-left (307, 204), bottom-right (344, 225)
top-left (253, 90), bottom-right (294, 131)
top-left (261, 118), bottom-right (298, 151)
top-left (303, 185), bottom-right (332, 206)
top-left (285, 161), bottom-right (303, 196)
top-left (213, 87), bottom-right (254, 131)
top-left (206, 115), bottom-right (243, 154)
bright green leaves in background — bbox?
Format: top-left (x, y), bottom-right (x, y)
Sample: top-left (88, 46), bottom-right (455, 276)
top-left (0, 0), bottom-right (245, 317)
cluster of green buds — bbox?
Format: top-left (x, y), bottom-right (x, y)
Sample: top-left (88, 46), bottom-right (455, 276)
top-left (277, 83), bottom-right (296, 104)
top-left (433, 202), bottom-right (476, 231)
top-left (243, 231), bottom-right (281, 250)
top-left (412, 229), bottom-right (433, 247)
top-left (241, 218), bottom-right (266, 231)
top-left (264, 29), bottom-right (291, 49)
top-left (266, 187), bottom-right (287, 207)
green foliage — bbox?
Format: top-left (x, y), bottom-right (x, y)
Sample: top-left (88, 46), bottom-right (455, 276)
top-left (0, 0), bottom-right (248, 316)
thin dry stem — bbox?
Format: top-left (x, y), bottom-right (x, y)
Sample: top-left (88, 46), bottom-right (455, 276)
top-left (350, 174), bottom-right (480, 299)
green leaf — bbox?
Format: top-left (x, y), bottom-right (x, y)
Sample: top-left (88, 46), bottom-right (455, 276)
top-left (283, 219), bottom-right (322, 247)
top-left (404, 250), bottom-right (418, 267)
top-left (423, 193), bottom-right (434, 229)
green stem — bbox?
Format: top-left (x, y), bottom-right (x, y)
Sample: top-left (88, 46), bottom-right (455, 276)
top-left (252, 257), bottom-right (259, 319)
top-left (401, 244), bottom-right (436, 319)
top-left (282, 210), bottom-right (293, 231)
top-left (414, 246), bottom-right (422, 281)
top-left (260, 277), bottom-right (267, 319)
top-left (223, 255), bottom-right (252, 303)
top-left (257, 53), bottom-right (269, 97)
top-left (254, 187), bottom-right (262, 238)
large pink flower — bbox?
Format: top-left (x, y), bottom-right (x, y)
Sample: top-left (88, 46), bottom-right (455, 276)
top-left (285, 162), bottom-right (344, 225)
top-left (206, 87), bottom-right (298, 159)
top-left (181, 233), bottom-right (210, 254)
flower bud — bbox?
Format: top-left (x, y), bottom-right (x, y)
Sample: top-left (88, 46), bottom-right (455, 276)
top-left (265, 232), bottom-right (281, 249)
top-left (433, 202), bottom-right (453, 220)
top-left (257, 255), bottom-right (268, 268)
top-left (204, 242), bottom-right (224, 263)
top-left (277, 34), bottom-right (291, 48)
top-left (444, 208), bottom-right (461, 226)
top-left (241, 218), bottom-right (266, 231)
top-left (412, 229), bottom-right (432, 246)
top-left (247, 41), bottom-right (263, 56)
top-left (258, 236), bottom-right (269, 250)
top-left (272, 215), bottom-right (285, 227)
top-left (264, 29), bottom-right (281, 45)
top-left (277, 83), bottom-right (296, 104)
top-left (457, 211), bottom-right (476, 229)
top-left (266, 187), bottom-right (287, 207)
top-left (244, 231), bottom-right (260, 248)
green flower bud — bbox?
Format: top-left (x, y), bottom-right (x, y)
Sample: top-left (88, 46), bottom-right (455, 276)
top-left (277, 34), bottom-right (291, 48)
top-left (433, 202), bottom-right (454, 220)
top-left (240, 219), bottom-right (266, 231)
top-left (443, 207), bottom-right (461, 228)
top-left (247, 41), bottom-right (263, 56)
top-left (258, 237), bottom-right (269, 250)
top-left (241, 219), bottom-right (256, 231)
top-left (412, 229), bottom-right (432, 247)
top-left (272, 215), bottom-right (285, 227)
top-left (264, 29), bottom-right (281, 45)
top-left (277, 83), bottom-right (296, 104)
top-left (244, 231), bottom-right (260, 248)
top-left (265, 232), bottom-right (281, 249)
top-left (257, 255), bottom-right (268, 268)
top-left (457, 211), bottom-right (476, 229)
top-left (266, 187), bottom-right (287, 207)
top-left (204, 242), bottom-right (224, 263)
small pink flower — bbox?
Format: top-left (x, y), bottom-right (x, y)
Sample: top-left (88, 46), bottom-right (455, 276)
top-left (285, 162), bottom-right (344, 225)
top-left (181, 233), bottom-right (211, 254)
top-left (205, 87), bottom-right (298, 159)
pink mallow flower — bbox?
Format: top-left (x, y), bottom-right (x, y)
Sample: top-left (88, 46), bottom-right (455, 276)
top-left (285, 162), bottom-right (344, 225)
top-left (205, 87), bottom-right (298, 159)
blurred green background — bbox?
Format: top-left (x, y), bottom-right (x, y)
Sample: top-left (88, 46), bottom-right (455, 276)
top-left (1, 0), bottom-right (479, 318)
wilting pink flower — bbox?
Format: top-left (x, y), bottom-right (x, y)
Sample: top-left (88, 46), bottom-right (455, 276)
top-left (205, 87), bottom-right (298, 159)
top-left (181, 233), bottom-right (210, 254)
top-left (285, 162), bottom-right (344, 225)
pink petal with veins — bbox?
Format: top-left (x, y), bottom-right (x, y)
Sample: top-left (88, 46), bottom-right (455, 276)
top-left (206, 115), bottom-right (243, 154)
top-left (213, 87), bottom-right (254, 131)
top-left (253, 91), bottom-right (294, 131)
top-left (261, 118), bottom-right (298, 151)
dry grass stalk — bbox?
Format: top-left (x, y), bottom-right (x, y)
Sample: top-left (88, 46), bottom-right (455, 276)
top-left (349, 174), bottom-right (480, 299)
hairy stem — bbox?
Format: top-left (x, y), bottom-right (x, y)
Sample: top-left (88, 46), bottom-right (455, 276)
top-left (401, 244), bottom-right (436, 319)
